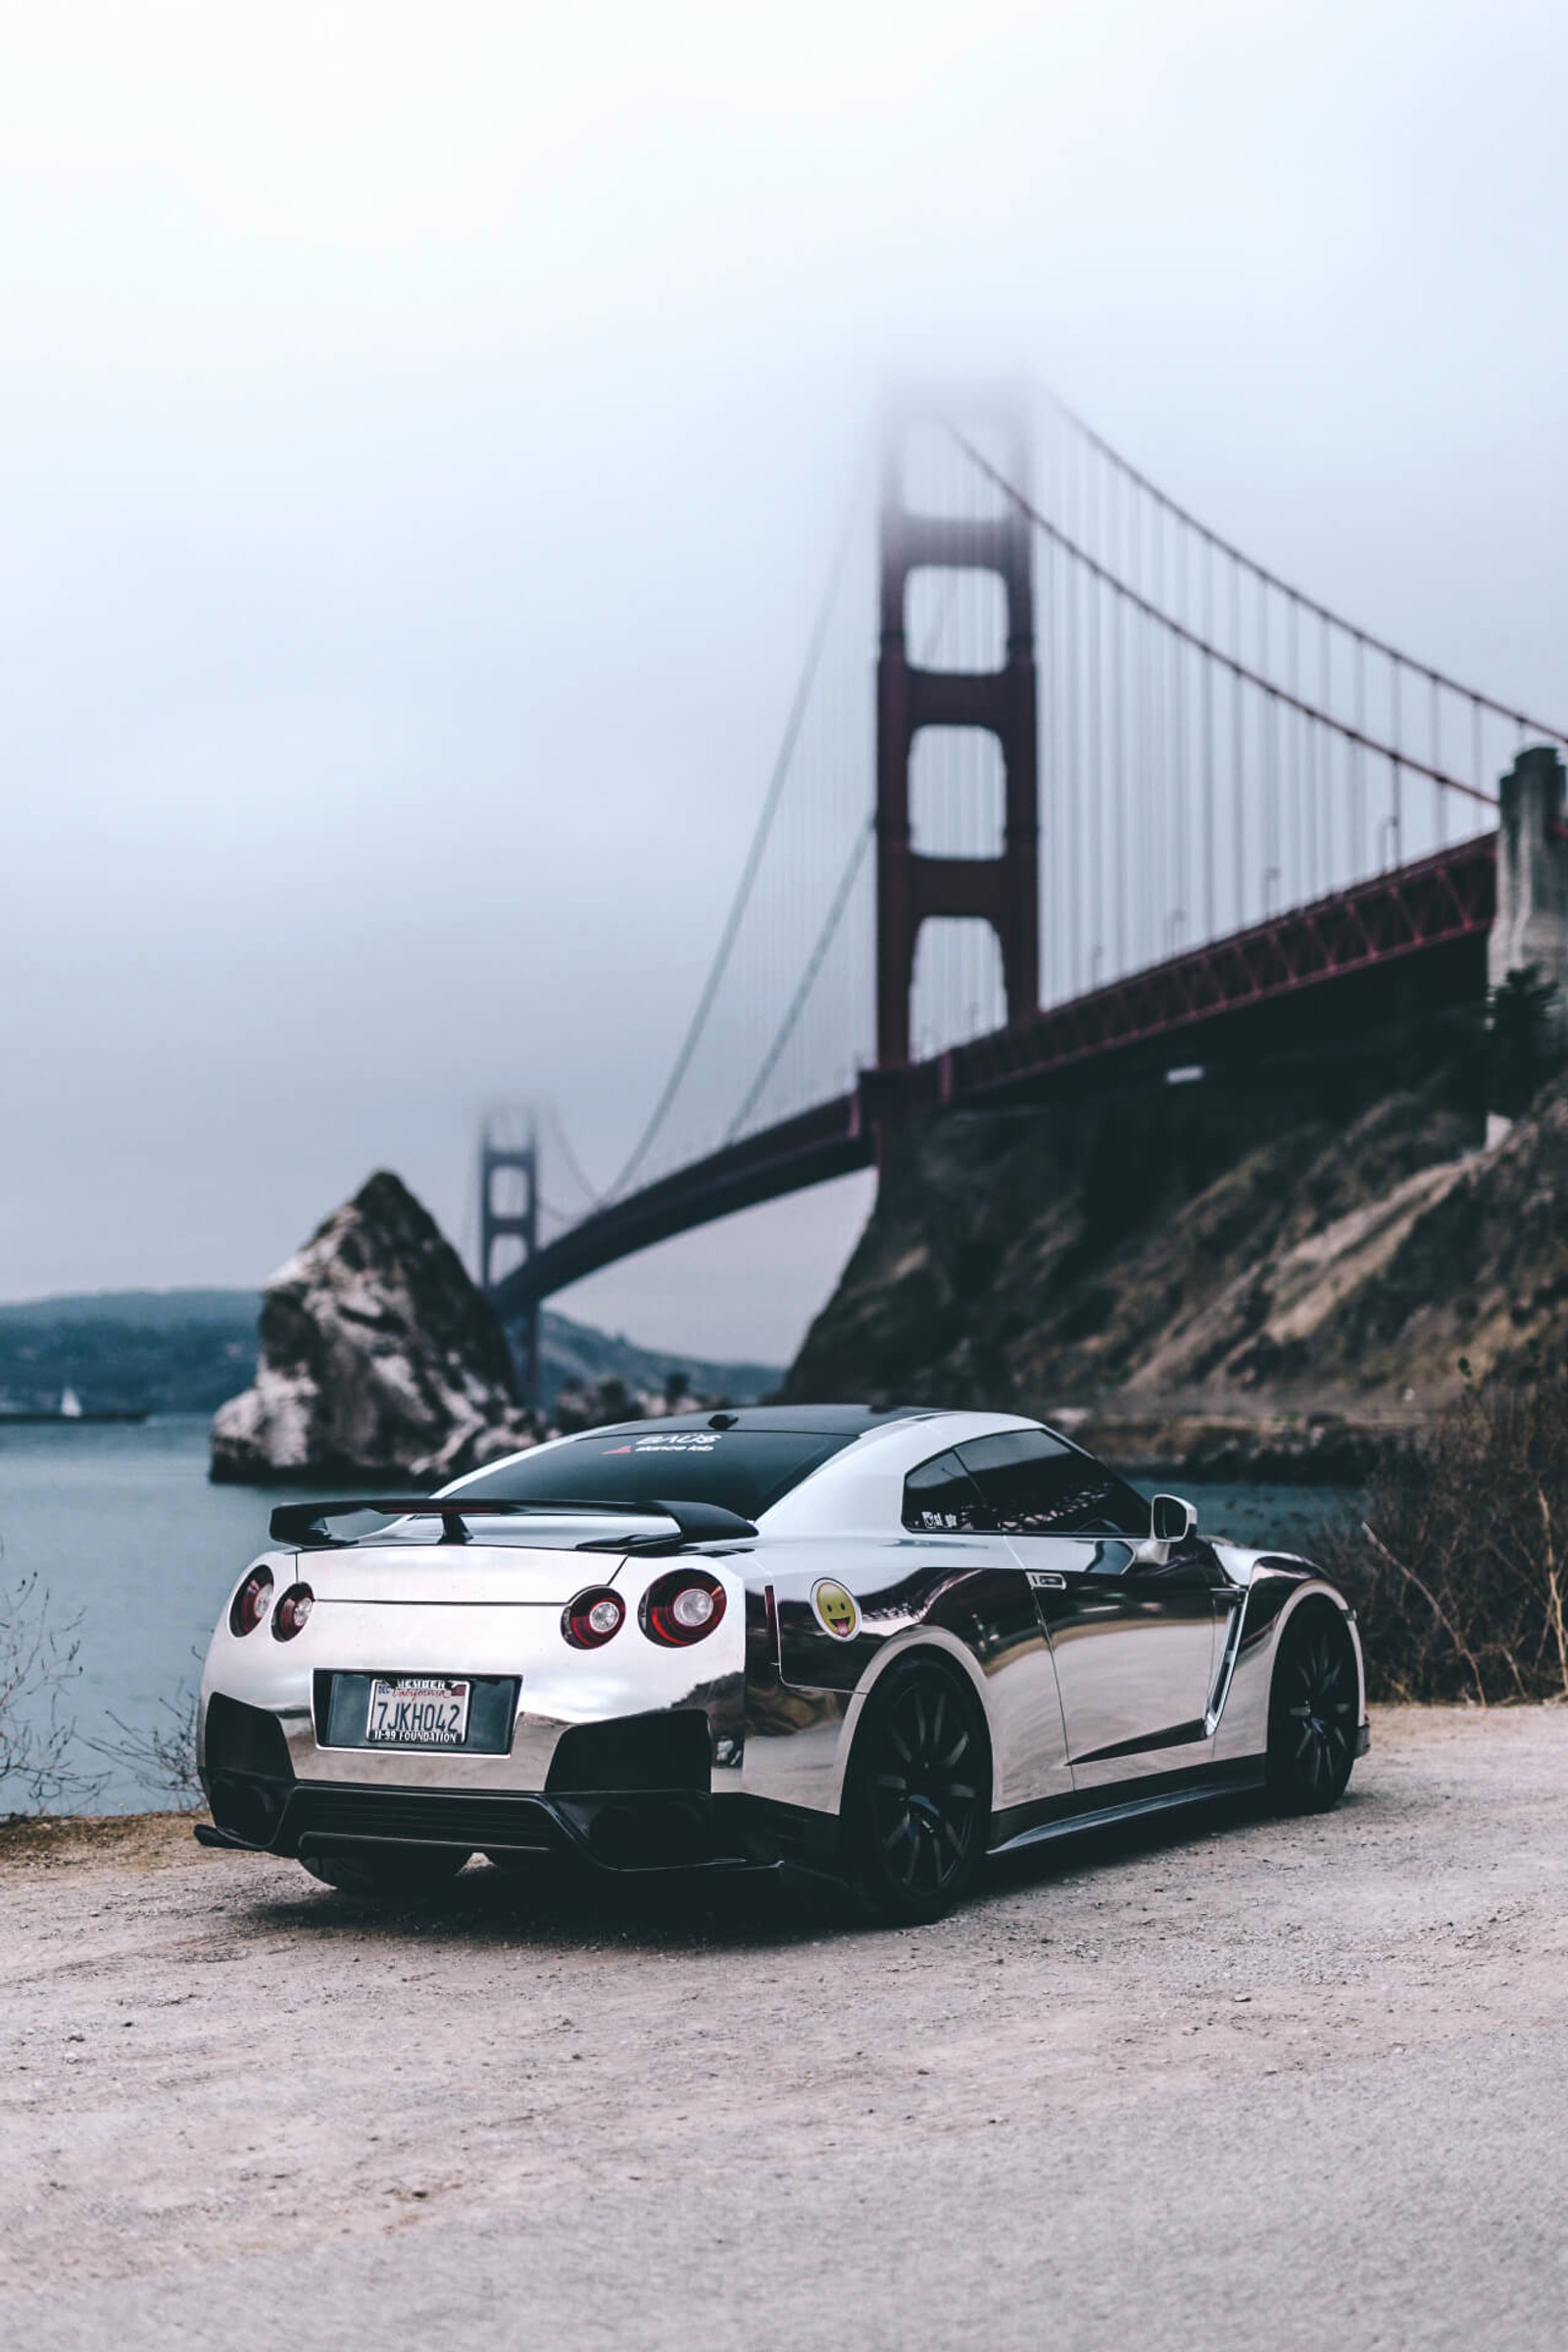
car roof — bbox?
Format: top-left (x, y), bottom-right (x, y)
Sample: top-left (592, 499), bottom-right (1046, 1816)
top-left (571, 1404), bottom-right (940, 1439)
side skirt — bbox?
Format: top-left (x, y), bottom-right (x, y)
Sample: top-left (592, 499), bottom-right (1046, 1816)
top-left (988, 1758), bottom-right (1266, 1861)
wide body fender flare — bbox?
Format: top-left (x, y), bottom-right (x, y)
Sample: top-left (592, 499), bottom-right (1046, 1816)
top-left (1212, 1569), bottom-right (1367, 1767)
top-left (814, 1626), bottom-right (996, 1817)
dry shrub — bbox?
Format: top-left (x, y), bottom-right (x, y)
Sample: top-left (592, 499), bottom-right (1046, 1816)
top-left (0, 1569), bottom-right (104, 1817)
top-left (86, 1690), bottom-right (202, 1811)
top-left (1316, 1376), bottom-right (1568, 1704)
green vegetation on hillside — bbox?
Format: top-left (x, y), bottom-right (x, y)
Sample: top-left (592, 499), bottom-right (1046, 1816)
top-left (0, 1306), bottom-right (259, 1415)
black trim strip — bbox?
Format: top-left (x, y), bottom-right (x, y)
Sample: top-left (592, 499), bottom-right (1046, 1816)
top-left (989, 1755), bottom-right (1264, 1852)
top-left (1072, 1717), bottom-right (1208, 1766)
top-left (198, 1776), bottom-right (785, 1875)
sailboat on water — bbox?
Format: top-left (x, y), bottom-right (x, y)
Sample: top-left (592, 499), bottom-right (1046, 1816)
top-left (0, 1383), bottom-right (146, 1427)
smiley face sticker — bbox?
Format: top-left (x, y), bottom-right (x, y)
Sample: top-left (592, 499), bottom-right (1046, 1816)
top-left (811, 1579), bottom-right (859, 1641)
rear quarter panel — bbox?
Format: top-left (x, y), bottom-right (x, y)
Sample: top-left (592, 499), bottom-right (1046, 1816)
top-left (742, 1535), bottom-right (1070, 1820)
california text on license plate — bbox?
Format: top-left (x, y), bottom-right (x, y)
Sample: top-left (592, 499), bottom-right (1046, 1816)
top-left (365, 1676), bottom-right (472, 1746)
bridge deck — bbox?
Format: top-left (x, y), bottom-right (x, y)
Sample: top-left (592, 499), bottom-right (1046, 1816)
top-left (493, 834), bottom-right (1495, 1316)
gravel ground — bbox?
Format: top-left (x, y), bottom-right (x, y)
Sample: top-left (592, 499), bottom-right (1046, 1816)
top-left (4, 1706), bottom-right (1567, 2350)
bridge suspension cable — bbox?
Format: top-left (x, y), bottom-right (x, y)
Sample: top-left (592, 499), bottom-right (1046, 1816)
top-left (590, 484), bottom-right (865, 1208)
top-left (718, 563), bottom-right (964, 1131)
top-left (927, 396), bottom-right (1568, 1015)
top-left (953, 426), bottom-right (1506, 810)
top-left (723, 818), bottom-right (873, 1144)
top-left (1039, 384), bottom-right (1568, 749)
top-left (536, 1102), bottom-right (608, 1223)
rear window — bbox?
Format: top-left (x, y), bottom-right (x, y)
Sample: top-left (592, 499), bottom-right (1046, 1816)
top-left (456, 1427), bottom-right (854, 1522)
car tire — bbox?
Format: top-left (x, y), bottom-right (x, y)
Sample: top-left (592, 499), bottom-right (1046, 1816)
top-left (842, 1653), bottom-right (991, 1926)
top-left (1266, 1602), bottom-right (1359, 1814)
top-left (299, 1844), bottom-right (471, 1896)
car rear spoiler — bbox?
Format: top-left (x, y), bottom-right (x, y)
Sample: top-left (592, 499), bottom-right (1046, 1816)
top-left (268, 1494), bottom-right (760, 1552)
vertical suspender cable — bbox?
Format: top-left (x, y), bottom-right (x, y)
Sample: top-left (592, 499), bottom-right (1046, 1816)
top-left (601, 475), bottom-right (860, 1200)
top-left (1112, 471), bottom-right (1128, 977)
top-left (1231, 557), bottom-right (1245, 929)
top-left (1288, 598), bottom-right (1301, 906)
top-left (1201, 536), bottom-right (1215, 941)
top-left (1065, 469), bottom-right (1081, 997)
top-left (1353, 634), bottom-right (1367, 878)
top-left (1390, 657), bottom-right (1402, 867)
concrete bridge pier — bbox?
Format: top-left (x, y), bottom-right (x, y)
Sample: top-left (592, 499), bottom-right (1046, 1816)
top-left (1489, 744), bottom-right (1568, 1124)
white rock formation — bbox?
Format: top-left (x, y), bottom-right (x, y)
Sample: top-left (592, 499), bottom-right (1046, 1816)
top-left (211, 1171), bottom-right (537, 1485)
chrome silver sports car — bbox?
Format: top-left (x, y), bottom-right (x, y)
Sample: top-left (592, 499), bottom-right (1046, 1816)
top-left (196, 1406), bottom-right (1369, 1922)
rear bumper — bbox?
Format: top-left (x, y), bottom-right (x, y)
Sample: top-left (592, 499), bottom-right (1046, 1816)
top-left (198, 1685), bottom-right (845, 1878)
top-left (197, 1771), bottom-right (839, 1877)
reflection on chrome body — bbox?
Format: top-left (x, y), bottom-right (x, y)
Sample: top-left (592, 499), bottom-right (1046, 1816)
top-left (1012, 1532), bottom-right (1216, 1792)
top-left (196, 1408), bottom-right (1367, 1899)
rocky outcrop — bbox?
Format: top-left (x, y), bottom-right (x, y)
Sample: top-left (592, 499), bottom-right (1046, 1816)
top-left (211, 1172), bottom-right (538, 1485)
top-left (784, 1055), bottom-right (1568, 1443)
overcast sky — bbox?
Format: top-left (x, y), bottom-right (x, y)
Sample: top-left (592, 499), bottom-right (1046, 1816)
top-left (2, 0), bottom-right (1564, 1362)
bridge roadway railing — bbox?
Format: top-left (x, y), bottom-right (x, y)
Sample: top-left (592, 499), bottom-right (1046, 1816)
top-left (493, 833), bottom-right (1496, 1318)
top-left (919, 830), bottom-right (1497, 1110)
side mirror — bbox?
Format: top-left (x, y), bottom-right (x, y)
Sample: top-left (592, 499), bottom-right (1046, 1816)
top-left (1151, 1494), bottom-right (1198, 1544)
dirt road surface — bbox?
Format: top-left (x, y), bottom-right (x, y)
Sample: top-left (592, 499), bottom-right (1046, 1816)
top-left (4, 1707), bottom-right (1567, 2350)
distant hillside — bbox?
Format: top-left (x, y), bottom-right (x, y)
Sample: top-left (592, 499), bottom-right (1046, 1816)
top-left (0, 1295), bottom-right (260, 1416)
top-left (535, 1311), bottom-right (779, 1412)
top-left (0, 1289), bottom-right (259, 1331)
top-left (0, 1289), bottom-right (780, 1418)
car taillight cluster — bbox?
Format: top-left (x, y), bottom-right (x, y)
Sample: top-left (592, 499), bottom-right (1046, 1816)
top-left (229, 1567), bottom-right (274, 1637)
top-left (272, 1584), bottom-right (315, 1641)
top-left (563, 1587), bottom-right (626, 1649)
top-left (561, 1571), bottom-right (727, 1650)
top-left (230, 1565), bottom-right (727, 1652)
top-left (228, 1570), bottom-right (314, 1641)
top-left (642, 1569), bottom-right (727, 1648)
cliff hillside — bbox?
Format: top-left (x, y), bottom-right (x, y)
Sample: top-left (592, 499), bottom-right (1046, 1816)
top-left (784, 1065), bottom-right (1568, 1451)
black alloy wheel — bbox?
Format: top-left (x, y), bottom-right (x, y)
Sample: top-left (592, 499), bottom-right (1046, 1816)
top-left (300, 1843), bottom-right (471, 1896)
top-left (845, 1656), bottom-right (990, 1924)
top-left (1267, 1604), bottom-right (1358, 1813)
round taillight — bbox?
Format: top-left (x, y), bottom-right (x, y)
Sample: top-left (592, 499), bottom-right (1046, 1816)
top-left (229, 1567), bottom-right (274, 1637)
top-left (271, 1583), bottom-right (315, 1642)
top-left (564, 1587), bottom-right (625, 1649)
top-left (642, 1570), bottom-right (727, 1647)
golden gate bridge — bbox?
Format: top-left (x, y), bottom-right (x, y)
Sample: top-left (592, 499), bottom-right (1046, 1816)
top-left (477, 385), bottom-right (1568, 1398)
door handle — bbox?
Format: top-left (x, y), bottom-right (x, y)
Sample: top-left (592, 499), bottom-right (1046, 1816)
top-left (1027, 1570), bottom-right (1067, 1591)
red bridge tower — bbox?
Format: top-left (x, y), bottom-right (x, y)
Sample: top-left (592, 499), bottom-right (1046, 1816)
top-left (875, 401), bottom-right (1040, 1077)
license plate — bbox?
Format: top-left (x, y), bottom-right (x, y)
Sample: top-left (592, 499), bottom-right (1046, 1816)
top-left (364, 1676), bottom-right (472, 1747)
